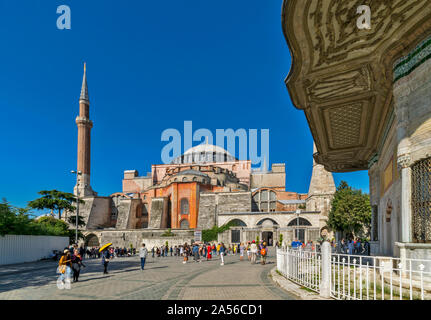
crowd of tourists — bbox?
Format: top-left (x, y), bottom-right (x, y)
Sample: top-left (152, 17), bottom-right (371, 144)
top-left (275, 237), bottom-right (371, 256)
top-left (338, 238), bottom-right (370, 255)
top-left (55, 239), bottom-right (271, 288)
top-left (149, 240), bottom-right (269, 266)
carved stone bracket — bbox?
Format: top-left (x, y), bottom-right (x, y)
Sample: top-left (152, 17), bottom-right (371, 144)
top-left (397, 154), bottom-right (411, 170)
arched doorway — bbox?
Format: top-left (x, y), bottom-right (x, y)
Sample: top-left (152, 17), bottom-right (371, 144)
top-left (288, 217), bottom-right (312, 243)
top-left (257, 218), bottom-right (278, 247)
top-left (85, 234), bottom-right (100, 247)
top-left (262, 231), bottom-right (274, 247)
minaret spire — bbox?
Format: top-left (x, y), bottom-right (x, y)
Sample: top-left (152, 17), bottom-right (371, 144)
top-left (80, 62), bottom-right (89, 102)
top-left (74, 63), bottom-right (95, 197)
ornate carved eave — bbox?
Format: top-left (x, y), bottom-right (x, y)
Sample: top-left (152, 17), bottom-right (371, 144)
top-left (282, 0), bottom-right (431, 172)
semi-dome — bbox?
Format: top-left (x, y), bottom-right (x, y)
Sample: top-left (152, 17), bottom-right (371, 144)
top-left (172, 141), bottom-right (237, 164)
top-left (175, 169), bottom-right (209, 177)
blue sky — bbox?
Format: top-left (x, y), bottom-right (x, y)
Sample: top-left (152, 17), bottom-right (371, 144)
top-left (0, 0), bottom-right (369, 209)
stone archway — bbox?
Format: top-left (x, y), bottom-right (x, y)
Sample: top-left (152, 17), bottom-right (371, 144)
top-left (85, 233), bottom-right (100, 247)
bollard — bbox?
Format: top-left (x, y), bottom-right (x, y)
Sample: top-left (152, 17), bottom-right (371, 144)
top-left (320, 241), bottom-right (332, 298)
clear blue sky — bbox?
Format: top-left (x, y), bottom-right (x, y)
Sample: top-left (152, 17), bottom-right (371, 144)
top-left (0, 0), bottom-right (369, 209)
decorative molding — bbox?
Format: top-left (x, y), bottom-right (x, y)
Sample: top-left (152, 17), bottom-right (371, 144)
top-left (282, 0), bottom-right (431, 172)
top-left (397, 154), bottom-right (412, 170)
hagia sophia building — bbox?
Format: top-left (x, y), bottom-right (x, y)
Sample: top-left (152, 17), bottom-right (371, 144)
top-left (69, 65), bottom-right (336, 248)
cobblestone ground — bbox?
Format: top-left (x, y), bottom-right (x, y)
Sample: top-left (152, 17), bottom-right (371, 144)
top-left (0, 249), bottom-right (295, 300)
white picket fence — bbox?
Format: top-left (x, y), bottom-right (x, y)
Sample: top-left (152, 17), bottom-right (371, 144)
top-left (277, 248), bottom-right (322, 293)
top-left (277, 245), bottom-right (431, 300)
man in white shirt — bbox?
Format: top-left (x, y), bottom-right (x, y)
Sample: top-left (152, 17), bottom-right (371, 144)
top-left (250, 240), bottom-right (258, 264)
top-left (139, 243), bottom-right (148, 270)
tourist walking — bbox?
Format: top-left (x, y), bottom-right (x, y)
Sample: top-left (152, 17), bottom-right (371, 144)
top-left (139, 243), bottom-right (148, 270)
top-left (247, 242), bottom-right (251, 261)
top-left (101, 248), bottom-right (111, 274)
top-left (219, 242), bottom-right (226, 266)
top-left (183, 243), bottom-right (189, 264)
top-left (57, 249), bottom-right (72, 289)
top-left (71, 249), bottom-right (85, 282)
top-left (239, 243), bottom-right (245, 261)
top-left (260, 242), bottom-right (267, 265)
top-left (192, 243), bottom-right (200, 262)
top-left (206, 244), bottom-right (212, 260)
top-left (364, 239), bottom-right (370, 256)
top-left (347, 238), bottom-right (354, 255)
top-left (250, 240), bottom-right (258, 264)
top-left (291, 238), bottom-right (302, 249)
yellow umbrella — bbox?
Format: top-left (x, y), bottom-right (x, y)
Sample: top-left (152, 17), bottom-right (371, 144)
top-left (99, 243), bottom-right (113, 252)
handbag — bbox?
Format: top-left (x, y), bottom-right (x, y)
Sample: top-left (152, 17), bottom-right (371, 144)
top-left (57, 265), bottom-right (66, 274)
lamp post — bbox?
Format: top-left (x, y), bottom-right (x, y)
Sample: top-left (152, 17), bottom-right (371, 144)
top-left (71, 170), bottom-right (82, 245)
top-left (296, 209), bottom-right (301, 242)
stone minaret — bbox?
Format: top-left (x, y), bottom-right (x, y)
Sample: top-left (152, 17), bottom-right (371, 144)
top-left (306, 142), bottom-right (336, 219)
top-left (74, 63), bottom-right (96, 197)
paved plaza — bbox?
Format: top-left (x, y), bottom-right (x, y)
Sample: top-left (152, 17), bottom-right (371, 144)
top-left (0, 249), bottom-right (295, 300)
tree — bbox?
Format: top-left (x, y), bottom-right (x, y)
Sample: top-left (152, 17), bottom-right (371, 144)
top-left (0, 199), bottom-right (36, 236)
top-left (36, 216), bottom-right (84, 243)
top-left (67, 215), bottom-right (86, 228)
top-left (327, 181), bottom-right (371, 237)
top-left (28, 190), bottom-right (83, 220)
top-left (202, 220), bottom-right (240, 243)
top-left (0, 198), bottom-right (83, 243)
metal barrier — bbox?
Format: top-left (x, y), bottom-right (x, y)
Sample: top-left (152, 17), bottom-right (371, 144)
top-left (277, 245), bottom-right (431, 300)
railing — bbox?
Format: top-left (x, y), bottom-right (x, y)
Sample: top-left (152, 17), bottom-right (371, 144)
top-left (276, 245), bottom-right (431, 300)
top-left (277, 248), bottom-right (321, 293)
top-left (330, 254), bottom-right (431, 300)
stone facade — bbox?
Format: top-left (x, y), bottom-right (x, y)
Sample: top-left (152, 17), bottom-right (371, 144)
top-left (70, 65), bottom-right (336, 248)
top-left (369, 35), bottom-right (431, 259)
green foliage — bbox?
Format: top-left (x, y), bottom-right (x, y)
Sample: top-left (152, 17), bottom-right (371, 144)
top-left (165, 241), bottom-right (169, 248)
top-left (161, 228), bottom-right (175, 237)
top-left (28, 190), bottom-right (83, 220)
top-left (256, 236), bottom-right (260, 243)
top-left (327, 181), bottom-right (371, 235)
top-left (202, 220), bottom-right (239, 242)
top-left (67, 214), bottom-right (86, 227)
top-left (279, 233), bottom-right (283, 245)
top-left (0, 199), bottom-right (82, 243)
top-left (0, 199), bottom-right (37, 236)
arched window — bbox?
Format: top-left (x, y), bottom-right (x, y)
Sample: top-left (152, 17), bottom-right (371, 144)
top-left (228, 219), bottom-right (247, 227)
top-left (180, 198), bottom-right (189, 215)
top-left (412, 157), bottom-right (431, 242)
top-left (180, 219), bottom-right (189, 229)
top-left (257, 218), bottom-right (279, 227)
top-left (288, 217), bottom-right (312, 226)
top-left (252, 189), bottom-right (277, 212)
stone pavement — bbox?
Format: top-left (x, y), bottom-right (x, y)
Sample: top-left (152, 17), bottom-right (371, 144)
top-left (0, 249), bottom-right (296, 300)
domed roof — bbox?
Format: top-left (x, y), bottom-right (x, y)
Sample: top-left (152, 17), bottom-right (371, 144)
top-left (184, 143), bottom-right (233, 157)
top-left (175, 169), bottom-right (209, 177)
top-left (172, 140), bottom-right (237, 164)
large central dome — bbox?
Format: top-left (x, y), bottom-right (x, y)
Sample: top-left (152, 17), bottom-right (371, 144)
top-left (172, 142), bottom-right (237, 164)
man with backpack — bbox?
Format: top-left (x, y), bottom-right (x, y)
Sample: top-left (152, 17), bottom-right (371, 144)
top-left (260, 242), bottom-right (267, 265)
